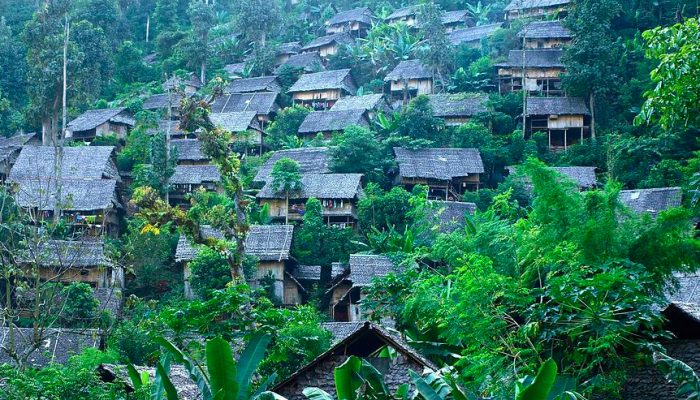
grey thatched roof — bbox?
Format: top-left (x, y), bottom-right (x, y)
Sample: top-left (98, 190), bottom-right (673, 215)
top-left (288, 69), bottom-right (356, 94)
top-left (9, 146), bottom-right (119, 181)
top-left (327, 7), bottom-right (374, 26)
top-left (278, 41), bottom-right (301, 55)
top-left (257, 173), bottom-right (362, 200)
top-left (211, 92), bottom-right (280, 115)
top-left (13, 178), bottom-right (120, 211)
top-left (171, 139), bottom-right (208, 162)
top-left (619, 187), bottom-right (682, 218)
top-left (276, 52), bottom-right (326, 73)
top-left (244, 225), bottom-right (294, 262)
top-left (93, 287), bottom-right (122, 316)
top-left (505, 0), bottom-right (571, 11)
top-left (301, 33), bottom-right (354, 51)
top-left (668, 273), bottom-right (700, 306)
top-left (293, 263), bottom-right (346, 282)
top-left (321, 322), bottom-right (366, 343)
top-left (330, 94), bottom-right (390, 113)
top-left (430, 201), bottom-right (477, 233)
top-left (552, 167), bottom-right (597, 188)
top-left (386, 5), bottom-right (419, 20)
top-left (169, 165), bottom-right (221, 185)
top-left (427, 93), bottom-right (488, 118)
top-left (175, 226), bottom-right (226, 263)
top-left (526, 97), bottom-right (590, 116)
top-left (449, 23), bottom-right (502, 45)
top-left (518, 20), bottom-right (572, 39)
top-left (224, 63), bottom-right (246, 76)
top-left (394, 147), bottom-right (484, 180)
top-left (384, 59), bottom-right (432, 81)
top-left (254, 147), bottom-right (331, 183)
top-left (23, 239), bottom-right (112, 268)
top-left (0, 328), bottom-right (101, 368)
top-left (163, 74), bottom-right (202, 91)
top-left (225, 76), bottom-right (281, 93)
top-left (209, 112), bottom-right (260, 132)
top-left (98, 364), bottom-right (199, 400)
top-left (348, 254), bottom-right (399, 287)
top-left (148, 119), bottom-right (187, 137)
top-left (143, 93), bottom-right (184, 110)
top-left (67, 108), bottom-right (133, 132)
top-left (298, 109), bottom-right (368, 134)
top-left (0, 133), bottom-right (38, 163)
top-left (496, 49), bottom-right (564, 68)
top-left (442, 10), bottom-right (469, 25)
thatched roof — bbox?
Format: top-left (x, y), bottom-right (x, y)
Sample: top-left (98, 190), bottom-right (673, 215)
top-left (98, 364), bottom-right (199, 400)
top-left (384, 59), bottom-right (432, 81)
top-left (293, 263), bottom-right (346, 282)
top-left (348, 254), bottom-right (399, 287)
top-left (526, 97), bottom-right (590, 116)
top-left (257, 173), bottom-right (363, 200)
top-left (518, 20), bottom-right (572, 39)
top-left (225, 76), bottom-right (281, 93)
top-left (288, 69), bottom-right (356, 94)
top-left (496, 49), bottom-right (564, 68)
top-left (209, 112), bottom-right (261, 132)
top-left (551, 167), bottom-right (597, 188)
top-left (211, 92), bottom-right (280, 115)
top-left (12, 178), bottom-right (120, 212)
top-left (148, 119), bottom-right (187, 137)
top-left (0, 133), bottom-right (38, 163)
top-left (321, 321), bottom-right (366, 343)
top-left (169, 165), bottom-right (221, 185)
top-left (394, 147), bottom-right (484, 180)
top-left (67, 108), bottom-right (133, 132)
top-left (276, 52), bottom-right (326, 73)
top-left (224, 63), bottom-right (246, 77)
top-left (93, 287), bottom-right (122, 316)
top-left (0, 328), bottom-right (101, 368)
top-left (22, 239), bottom-right (112, 268)
top-left (505, 0), bottom-right (571, 11)
top-left (386, 5), bottom-right (419, 20)
top-left (163, 73), bottom-right (202, 91)
top-left (442, 10), bottom-right (469, 25)
top-left (278, 41), bottom-right (301, 55)
top-left (9, 146), bottom-right (119, 181)
top-left (430, 201), bottom-right (477, 233)
top-left (619, 187), bottom-right (682, 218)
top-left (448, 23), bottom-right (502, 45)
top-left (668, 273), bottom-right (700, 306)
top-left (175, 226), bottom-right (226, 263)
top-left (171, 139), bottom-right (208, 162)
top-left (143, 93), bottom-right (184, 110)
top-left (301, 33), bottom-right (354, 51)
top-left (244, 225), bottom-right (294, 262)
top-left (427, 93), bottom-right (488, 118)
top-left (327, 7), bottom-right (374, 26)
top-left (298, 109), bottom-right (368, 134)
top-left (330, 94), bottom-right (391, 113)
top-left (273, 321), bottom-right (436, 395)
top-left (254, 147), bottom-right (331, 183)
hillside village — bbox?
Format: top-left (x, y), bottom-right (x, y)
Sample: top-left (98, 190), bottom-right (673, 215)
top-left (0, 0), bottom-right (699, 399)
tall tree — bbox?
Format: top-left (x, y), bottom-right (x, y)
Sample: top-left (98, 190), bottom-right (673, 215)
top-left (270, 157), bottom-right (302, 225)
top-left (562, 0), bottom-right (623, 137)
top-left (418, 2), bottom-right (453, 92)
top-left (231, 0), bottom-right (280, 45)
top-left (185, 0), bottom-right (214, 83)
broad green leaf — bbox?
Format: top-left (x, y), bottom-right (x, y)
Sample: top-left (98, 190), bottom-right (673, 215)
top-left (334, 356), bottom-right (363, 400)
top-left (253, 391), bottom-right (288, 400)
top-left (206, 337), bottom-right (239, 400)
top-left (153, 354), bottom-right (172, 400)
top-left (126, 364), bottom-right (143, 391)
top-left (517, 359), bottom-right (558, 400)
top-left (156, 362), bottom-right (181, 400)
top-left (236, 332), bottom-right (272, 400)
top-left (302, 387), bottom-right (334, 400)
top-left (410, 370), bottom-right (443, 400)
top-left (155, 336), bottom-right (212, 400)
top-left (358, 358), bottom-right (389, 395)
top-left (251, 372), bottom-right (278, 398)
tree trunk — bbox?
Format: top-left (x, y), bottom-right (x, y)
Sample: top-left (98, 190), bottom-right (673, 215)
top-left (285, 195), bottom-right (289, 225)
top-left (589, 92), bottom-right (596, 139)
top-left (146, 14), bottom-right (150, 43)
top-left (200, 61), bottom-right (206, 85)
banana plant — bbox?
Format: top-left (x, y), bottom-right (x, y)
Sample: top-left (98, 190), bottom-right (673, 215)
top-left (129, 332), bottom-right (278, 400)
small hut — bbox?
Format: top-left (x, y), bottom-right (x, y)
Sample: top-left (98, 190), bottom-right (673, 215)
top-left (224, 76), bottom-right (282, 94)
top-left (385, 5), bottom-right (420, 27)
top-left (275, 52), bottom-right (326, 74)
top-left (394, 147), bottom-right (484, 199)
top-left (168, 165), bottom-right (221, 207)
top-left (297, 109), bottom-right (369, 140)
top-left (300, 33), bottom-right (355, 59)
top-left (209, 111), bottom-right (265, 154)
top-left (65, 108), bottom-right (134, 143)
top-left (325, 7), bottom-right (374, 37)
top-left (448, 23), bottom-right (502, 46)
top-left (288, 69), bottom-right (357, 110)
top-left (518, 20), bottom-right (572, 49)
top-left (619, 187), bottom-right (682, 219)
top-left (254, 147), bottom-right (331, 184)
top-left (276, 41), bottom-right (302, 64)
top-left (329, 94), bottom-right (391, 120)
top-left (257, 173), bottom-right (363, 228)
top-left (384, 60), bottom-right (433, 103)
top-left (426, 93), bottom-right (489, 126)
top-left (175, 225), bottom-right (226, 298)
top-left (211, 92), bottom-right (281, 127)
top-left (441, 10), bottom-right (470, 32)
top-left (504, 0), bottom-right (571, 20)
top-left (162, 73), bottom-right (202, 94)
top-left (496, 49), bottom-right (565, 96)
top-left (244, 225), bottom-right (300, 305)
top-left (525, 97), bottom-right (591, 150)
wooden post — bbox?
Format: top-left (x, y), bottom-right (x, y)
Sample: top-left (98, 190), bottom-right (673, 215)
top-left (522, 34), bottom-right (527, 139)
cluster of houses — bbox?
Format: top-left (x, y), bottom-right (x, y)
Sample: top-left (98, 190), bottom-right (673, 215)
top-left (1, 0), bottom-right (695, 398)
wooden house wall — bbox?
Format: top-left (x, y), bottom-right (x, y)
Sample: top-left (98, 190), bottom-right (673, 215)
top-left (37, 266), bottom-right (111, 288)
top-left (524, 38), bottom-right (571, 49)
top-left (283, 278), bottom-right (302, 305)
top-left (388, 79), bottom-right (433, 96)
top-left (327, 21), bottom-right (366, 35)
top-left (253, 260), bottom-right (285, 300)
top-left (261, 198), bottom-right (357, 222)
top-left (293, 89), bottom-right (342, 102)
top-left (506, 5), bottom-right (569, 20)
top-left (95, 122), bottom-right (128, 140)
top-left (498, 67), bottom-right (564, 79)
top-left (548, 115), bottom-right (584, 129)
